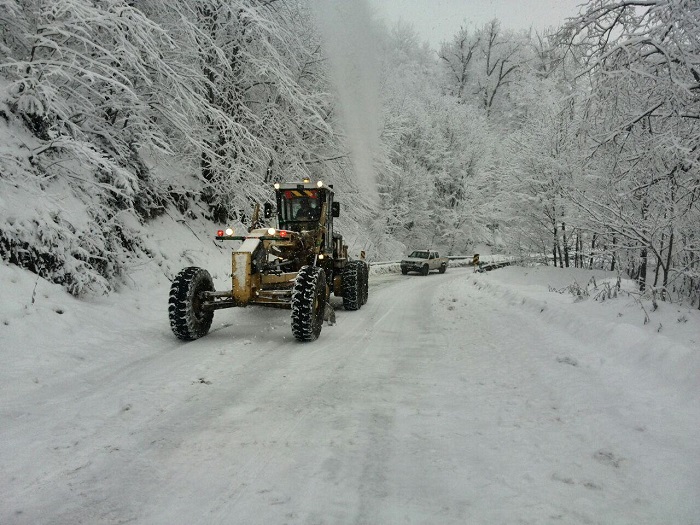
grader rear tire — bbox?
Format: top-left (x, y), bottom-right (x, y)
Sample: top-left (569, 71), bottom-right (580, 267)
top-left (291, 265), bottom-right (326, 342)
top-left (360, 262), bottom-right (369, 305)
top-left (342, 260), bottom-right (362, 311)
top-left (168, 267), bottom-right (214, 340)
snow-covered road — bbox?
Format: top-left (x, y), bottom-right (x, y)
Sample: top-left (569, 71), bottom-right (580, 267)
top-left (1, 264), bottom-right (698, 524)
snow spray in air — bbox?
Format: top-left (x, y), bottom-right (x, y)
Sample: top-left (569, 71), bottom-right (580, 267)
top-left (311, 0), bottom-right (380, 204)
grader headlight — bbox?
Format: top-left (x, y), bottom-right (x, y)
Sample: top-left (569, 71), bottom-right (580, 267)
top-left (225, 227), bottom-right (234, 236)
top-left (267, 227), bottom-right (276, 236)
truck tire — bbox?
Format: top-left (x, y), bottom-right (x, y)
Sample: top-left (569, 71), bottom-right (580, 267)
top-left (169, 267), bottom-right (214, 340)
top-left (342, 260), bottom-right (362, 310)
top-left (291, 265), bottom-right (326, 342)
top-left (401, 267), bottom-right (408, 275)
top-left (362, 262), bottom-right (369, 305)
top-left (439, 263), bottom-right (447, 274)
top-left (421, 264), bottom-right (429, 276)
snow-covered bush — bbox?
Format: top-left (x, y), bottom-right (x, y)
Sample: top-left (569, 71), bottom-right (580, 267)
top-left (0, 103), bottom-right (153, 295)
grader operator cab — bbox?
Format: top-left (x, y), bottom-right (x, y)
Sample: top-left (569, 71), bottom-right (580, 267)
top-left (168, 179), bottom-right (369, 342)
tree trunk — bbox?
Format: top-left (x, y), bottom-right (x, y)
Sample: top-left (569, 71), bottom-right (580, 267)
top-left (557, 242), bottom-right (564, 268)
top-left (576, 232), bottom-right (583, 268)
top-left (610, 235), bottom-right (616, 272)
top-left (579, 232), bottom-right (583, 267)
top-left (663, 228), bottom-right (673, 289)
top-left (562, 222), bottom-right (570, 268)
top-left (639, 247), bottom-right (648, 292)
top-left (653, 232), bottom-right (664, 287)
top-left (589, 234), bottom-right (596, 269)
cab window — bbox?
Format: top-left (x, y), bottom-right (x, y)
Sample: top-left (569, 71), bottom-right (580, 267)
top-left (279, 189), bottom-right (322, 226)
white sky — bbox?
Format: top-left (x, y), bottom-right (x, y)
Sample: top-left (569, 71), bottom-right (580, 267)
top-left (369, 0), bottom-right (586, 47)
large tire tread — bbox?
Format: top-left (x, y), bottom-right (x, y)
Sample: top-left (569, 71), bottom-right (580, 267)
top-left (342, 260), bottom-right (362, 310)
top-left (291, 265), bottom-right (326, 342)
top-left (168, 267), bottom-right (214, 341)
top-left (360, 262), bottom-right (369, 305)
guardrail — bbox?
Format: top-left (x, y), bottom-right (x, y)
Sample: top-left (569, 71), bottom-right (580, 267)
top-left (369, 254), bottom-right (542, 273)
top-left (368, 254), bottom-right (523, 273)
top-left (479, 260), bottom-right (514, 271)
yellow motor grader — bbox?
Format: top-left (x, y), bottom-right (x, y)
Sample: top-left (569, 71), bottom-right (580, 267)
top-left (168, 179), bottom-right (369, 342)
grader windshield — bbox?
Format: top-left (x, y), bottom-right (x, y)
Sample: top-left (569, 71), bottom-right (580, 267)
top-left (278, 188), bottom-right (324, 230)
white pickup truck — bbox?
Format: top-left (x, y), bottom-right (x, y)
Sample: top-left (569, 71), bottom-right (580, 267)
top-left (400, 250), bottom-right (448, 276)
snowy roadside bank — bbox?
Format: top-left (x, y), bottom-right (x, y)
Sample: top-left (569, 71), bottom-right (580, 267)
top-left (473, 266), bottom-right (699, 397)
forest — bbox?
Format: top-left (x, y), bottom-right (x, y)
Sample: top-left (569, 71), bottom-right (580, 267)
top-left (0, 0), bottom-right (698, 307)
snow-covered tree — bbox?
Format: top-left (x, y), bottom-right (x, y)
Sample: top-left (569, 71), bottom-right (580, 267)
top-left (439, 20), bottom-right (535, 125)
top-left (143, 0), bottom-right (351, 221)
top-left (560, 0), bottom-right (700, 300)
top-left (0, 0), bottom-right (204, 293)
top-left (377, 22), bottom-right (496, 254)
top-left (0, 0), bottom-right (355, 293)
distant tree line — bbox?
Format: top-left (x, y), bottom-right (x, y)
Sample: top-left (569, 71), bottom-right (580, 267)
top-left (381, 1), bottom-right (699, 306)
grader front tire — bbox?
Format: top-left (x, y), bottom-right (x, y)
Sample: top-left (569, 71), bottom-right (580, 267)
top-left (168, 267), bottom-right (214, 341)
top-left (291, 265), bottom-right (327, 342)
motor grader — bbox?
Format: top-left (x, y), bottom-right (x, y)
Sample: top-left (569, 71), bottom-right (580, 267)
top-left (168, 179), bottom-right (369, 342)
